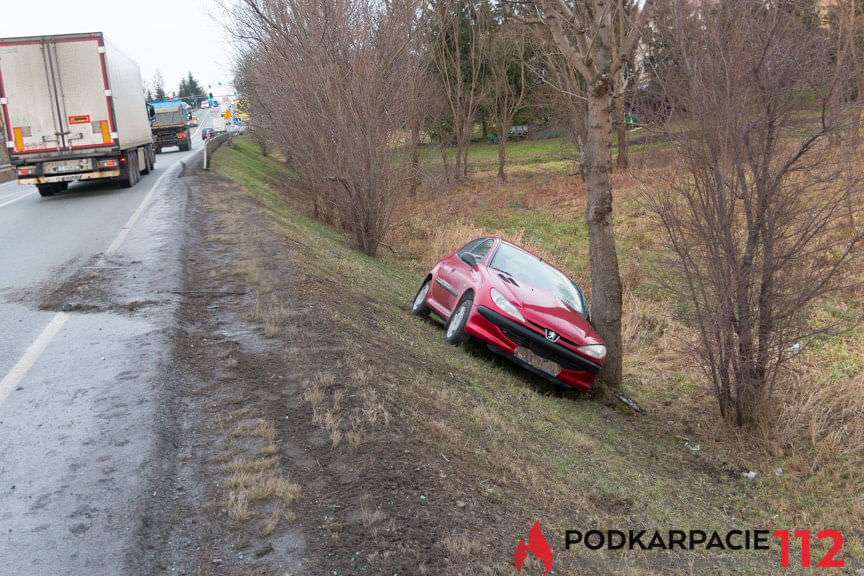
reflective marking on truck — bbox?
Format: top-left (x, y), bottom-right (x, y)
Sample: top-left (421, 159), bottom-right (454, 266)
top-left (100, 120), bottom-right (110, 143)
top-left (68, 114), bottom-right (90, 124)
top-left (13, 127), bottom-right (22, 150)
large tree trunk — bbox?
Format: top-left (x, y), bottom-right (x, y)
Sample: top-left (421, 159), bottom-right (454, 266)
top-left (583, 81), bottom-right (624, 395)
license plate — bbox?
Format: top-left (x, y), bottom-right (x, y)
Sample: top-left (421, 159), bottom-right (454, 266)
top-left (46, 159), bottom-right (92, 173)
top-left (46, 174), bottom-right (85, 183)
top-left (513, 346), bottom-right (561, 377)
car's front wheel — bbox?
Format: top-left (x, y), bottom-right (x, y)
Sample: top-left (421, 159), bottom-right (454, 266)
top-left (411, 280), bottom-right (431, 317)
top-left (445, 296), bottom-right (473, 345)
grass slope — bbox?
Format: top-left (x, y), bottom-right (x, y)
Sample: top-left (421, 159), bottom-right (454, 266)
top-left (212, 137), bottom-right (862, 573)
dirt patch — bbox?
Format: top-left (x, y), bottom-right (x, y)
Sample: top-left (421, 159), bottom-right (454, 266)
top-left (175, 167), bottom-right (527, 574)
top-left (129, 163), bottom-right (603, 575)
top-left (129, 154), bottom-right (818, 575)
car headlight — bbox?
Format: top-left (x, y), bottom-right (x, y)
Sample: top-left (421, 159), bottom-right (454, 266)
top-left (578, 344), bottom-right (607, 361)
top-left (490, 288), bottom-right (524, 323)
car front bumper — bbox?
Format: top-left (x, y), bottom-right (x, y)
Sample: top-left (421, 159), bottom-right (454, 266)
top-left (468, 305), bottom-right (602, 391)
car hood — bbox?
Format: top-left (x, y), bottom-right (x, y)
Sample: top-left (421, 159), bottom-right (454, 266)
top-left (487, 271), bottom-right (602, 346)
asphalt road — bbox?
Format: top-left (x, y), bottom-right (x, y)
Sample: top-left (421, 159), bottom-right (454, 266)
top-left (0, 109), bottom-right (217, 575)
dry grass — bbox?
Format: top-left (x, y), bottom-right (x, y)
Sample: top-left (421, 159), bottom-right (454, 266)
top-left (216, 410), bottom-right (301, 534)
top-left (302, 359), bottom-right (394, 449)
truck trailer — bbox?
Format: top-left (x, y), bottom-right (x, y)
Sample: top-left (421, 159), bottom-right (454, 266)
top-left (0, 32), bottom-right (155, 197)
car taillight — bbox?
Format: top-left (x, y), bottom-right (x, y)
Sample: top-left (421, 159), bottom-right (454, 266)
top-left (178, 133), bottom-right (187, 139)
top-left (98, 159), bottom-right (119, 169)
top-left (16, 167), bottom-right (35, 176)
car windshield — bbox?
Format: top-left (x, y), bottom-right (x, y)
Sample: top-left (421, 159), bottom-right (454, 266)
top-left (489, 243), bottom-right (585, 314)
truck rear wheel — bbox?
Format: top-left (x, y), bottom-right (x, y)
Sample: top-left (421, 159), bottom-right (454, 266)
top-left (121, 150), bottom-right (140, 188)
top-left (141, 147), bottom-right (152, 174)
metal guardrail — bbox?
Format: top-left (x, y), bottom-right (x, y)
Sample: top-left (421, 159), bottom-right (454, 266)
top-left (0, 164), bottom-right (10, 171)
top-left (202, 128), bottom-right (245, 170)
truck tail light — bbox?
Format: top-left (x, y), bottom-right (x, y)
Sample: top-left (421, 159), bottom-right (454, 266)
top-left (17, 166), bottom-right (35, 176)
top-left (98, 159), bottom-right (119, 169)
top-left (177, 132), bottom-right (187, 139)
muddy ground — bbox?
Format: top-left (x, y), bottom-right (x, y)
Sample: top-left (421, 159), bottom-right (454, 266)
top-left (126, 164), bottom-right (544, 576)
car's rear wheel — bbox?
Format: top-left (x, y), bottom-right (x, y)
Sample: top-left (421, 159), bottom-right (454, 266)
top-left (411, 280), bottom-right (431, 317)
top-left (445, 296), bottom-right (472, 345)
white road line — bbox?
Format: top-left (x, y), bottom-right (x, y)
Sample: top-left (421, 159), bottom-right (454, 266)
top-left (101, 160), bottom-right (181, 258)
top-left (0, 189), bottom-right (30, 209)
top-left (0, 156), bottom-right (191, 407)
top-left (0, 187), bottom-right (24, 201)
top-left (0, 312), bottom-right (69, 407)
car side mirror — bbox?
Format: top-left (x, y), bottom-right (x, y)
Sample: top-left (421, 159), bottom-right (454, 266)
top-left (462, 253), bottom-right (477, 269)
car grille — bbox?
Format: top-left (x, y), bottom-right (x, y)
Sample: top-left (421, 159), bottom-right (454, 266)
top-left (499, 327), bottom-right (585, 372)
top-left (477, 305), bottom-right (601, 374)
top-left (527, 320), bottom-right (578, 348)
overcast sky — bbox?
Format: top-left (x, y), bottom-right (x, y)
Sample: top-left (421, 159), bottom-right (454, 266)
top-left (0, 0), bottom-right (237, 97)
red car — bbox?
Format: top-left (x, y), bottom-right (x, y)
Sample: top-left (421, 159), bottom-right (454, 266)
top-left (412, 237), bottom-right (605, 390)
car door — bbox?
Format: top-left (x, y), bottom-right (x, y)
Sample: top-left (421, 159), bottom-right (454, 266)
top-left (432, 239), bottom-right (480, 311)
top-left (449, 238), bottom-right (495, 310)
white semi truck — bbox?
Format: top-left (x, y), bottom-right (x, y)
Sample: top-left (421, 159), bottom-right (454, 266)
top-left (0, 32), bottom-right (154, 197)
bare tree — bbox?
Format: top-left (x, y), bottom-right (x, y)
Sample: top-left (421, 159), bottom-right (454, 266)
top-left (428, 0), bottom-right (491, 179)
top-left (520, 0), bottom-right (647, 395)
top-left (487, 25), bottom-right (530, 181)
top-left (611, 0), bottom-right (635, 170)
top-left (226, 0), bottom-right (420, 256)
top-left (648, 0), bottom-right (863, 425)
top-left (536, 46), bottom-right (587, 161)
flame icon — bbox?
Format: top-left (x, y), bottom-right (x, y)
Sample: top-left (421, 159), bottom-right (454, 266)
top-left (514, 521), bottom-right (553, 574)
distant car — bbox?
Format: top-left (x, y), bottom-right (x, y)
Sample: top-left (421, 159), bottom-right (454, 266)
top-left (187, 116), bottom-right (198, 127)
top-left (200, 101), bottom-right (210, 109)
top-left (411, 237), bottom-right (605, 391)
top-left (201, 128), bottom-right (214, 140)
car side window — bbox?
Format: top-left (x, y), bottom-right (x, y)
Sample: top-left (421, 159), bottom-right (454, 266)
top-left (457, 239), bottom-right (484, 263)
top-left (469, 239), bottom-right (494, 263)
